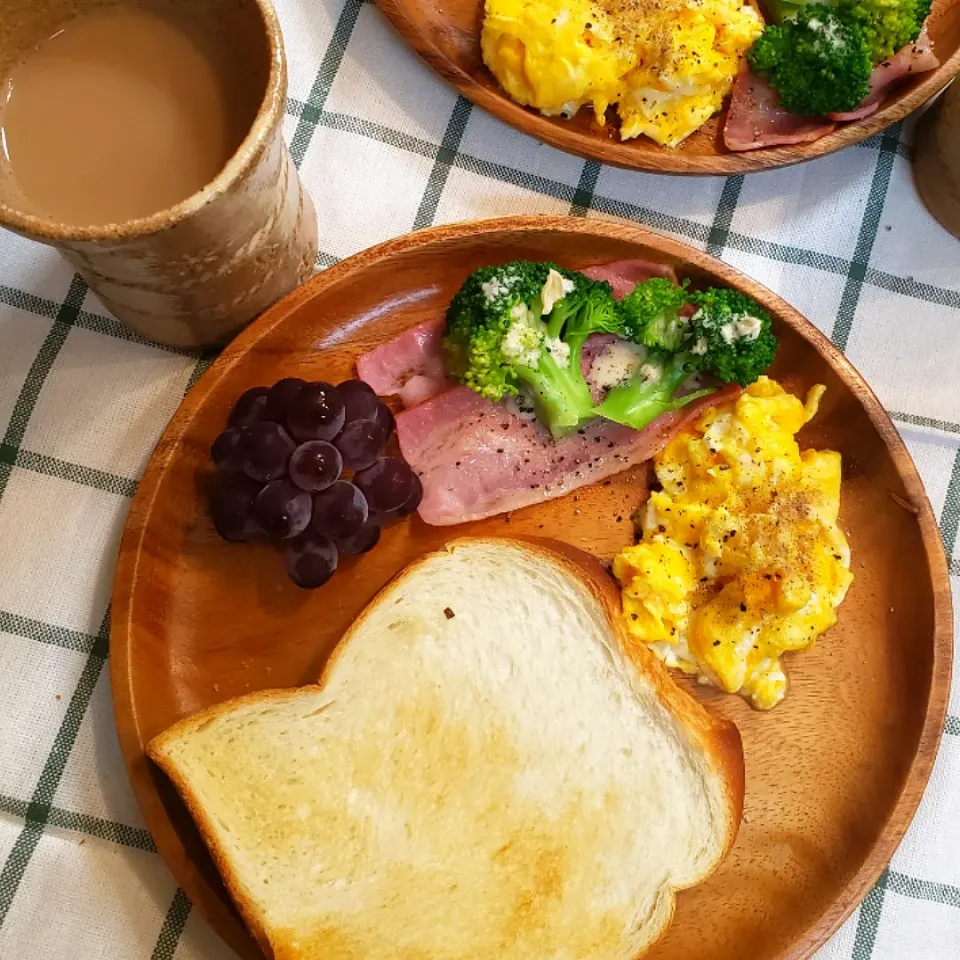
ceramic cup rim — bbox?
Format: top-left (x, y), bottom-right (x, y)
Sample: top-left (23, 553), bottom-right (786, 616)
top-left (0, 0), bottom-right (287, 244)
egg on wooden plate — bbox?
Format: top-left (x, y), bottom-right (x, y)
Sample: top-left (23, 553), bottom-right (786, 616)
top-left (614, 377), bottom-right (853, 710)
top-left (481, 0), bottom-right (763, 147)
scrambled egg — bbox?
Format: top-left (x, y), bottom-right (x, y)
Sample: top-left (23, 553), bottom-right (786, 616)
top-left (613, 378), bottom-right (853, 710)
top-left (481, 0), bottom-right (763, 147)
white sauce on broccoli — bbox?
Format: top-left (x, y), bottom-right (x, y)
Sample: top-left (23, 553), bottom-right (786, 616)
top-left (719, 314), bottom-right (762, 344)
top-left (691, 337), bottom-right (708, 356)
top-left (589, 340), bottom-right (646, 391)
top-left (481, 277), bottom-right (508, 301)
top-left (544, 336), bottom-right (571, 368)
top-left (639, 362), bottom-right (662, 383)
top-left (502, 307), bottom-right (542, 367)
top-left (807, 16), bottom-right (844, 49)
top-left (540, 268), bottom-right (576, 316)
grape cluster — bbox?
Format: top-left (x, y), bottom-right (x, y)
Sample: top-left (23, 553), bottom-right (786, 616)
top-left (209, 378), bottom-right (421, 588)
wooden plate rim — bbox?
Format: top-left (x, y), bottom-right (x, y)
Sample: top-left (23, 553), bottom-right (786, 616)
top-left (374, 0), bottom-right (960, 175)
top-left (111, 215), bottom-right (954, 960)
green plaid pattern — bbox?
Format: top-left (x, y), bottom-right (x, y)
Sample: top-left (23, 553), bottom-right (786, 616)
top-left (0, 0), bottom-right (957, 956)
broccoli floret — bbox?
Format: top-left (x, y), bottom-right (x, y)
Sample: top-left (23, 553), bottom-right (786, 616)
top-left (443, 261), bottom-right (622, 437)
top-left (837, 0), bottom-right (932, 64)
top-left (618, 277), bottom-right (692, 352)
top-left (687, 288), bottom-right (778, 387)
top-left (555, 272), bottom-right (625, 370)
top-left (760, 0), bottom-right (931, 64)
top-left (594, 286), bottom-right (777, 430)
top-left (748, 6), bottom-right (873, 115)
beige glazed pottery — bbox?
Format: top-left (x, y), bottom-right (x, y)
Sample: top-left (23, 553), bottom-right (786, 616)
top-left (0, 0), bottom-right (318, 348)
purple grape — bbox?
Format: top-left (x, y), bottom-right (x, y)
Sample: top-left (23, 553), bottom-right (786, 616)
top-left (253, 479), bottom-right (312, 540)
top-left (263, 377), bottom-right (306, 424)
top-left (211, 426), bottom-right (247, 475)
top-left (228, 386), bottom-right (269, 427)
top-left (353, 457), bottom-right (418, 513)
top-left (289, 441), bottom-right (342, 492)
top-left (241, 422), bottom-right (295, 482)
top-left (210, 477), bottom-right (260, 542)
top-left (335, 379), bottom-right (380, 423)
top-left (335, 519), bottom-right (381, 555)
top-left (396, 471), bottom-right (423, 516)
top-left (286, 382), bottom-right (345, 442)
top-left (373, 401), bottom-right (395, 437)
top-left (312, 480), bottom-right (368, 539)
top-left (284, 530), bottom-right (338, 589)
top-left (333, 418), bottom-right (387, 470)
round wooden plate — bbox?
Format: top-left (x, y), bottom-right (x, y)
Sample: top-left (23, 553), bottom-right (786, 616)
top-left (375, 0), bottom-right (960, 175)
top-left (112, 217), bottom-right (952, 960)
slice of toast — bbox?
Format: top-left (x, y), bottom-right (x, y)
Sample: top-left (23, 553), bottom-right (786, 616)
top-left (148, 537), bottom-right (744, 960)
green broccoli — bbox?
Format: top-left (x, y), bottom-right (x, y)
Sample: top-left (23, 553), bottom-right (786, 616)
top-left (748, 5), bottom-right (873, 115)
top-left (687, 288), bottom-right (778, 387)
top-left (837, 0), bottom-right (932, 63)
top-left (618, 277), bottom-right (692, 352)
top-left (443, 261), bottom-right (622, 437)
top-left (593, 350), bottom-right (714, 432)
top-left (594, 283), bottom-right (777, 430)
top-left (759, 0), bottom-right (931, 65)
top-left (553, 272), bottom-right (625, 372)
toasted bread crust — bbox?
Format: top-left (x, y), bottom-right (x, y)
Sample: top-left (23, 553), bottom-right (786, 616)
top-left (149, 689), bottom-right (309, 959)
top-left (149, 536), bottom-right (745, 960)
top-left (519, 537), bottom-right (745, 861)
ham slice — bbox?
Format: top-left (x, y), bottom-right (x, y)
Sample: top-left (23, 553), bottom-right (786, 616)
top-left (828, 25), bottom-right (939, 121)
top-left (583, 259), bottom-right (679, 298)
top-left (580, 334), bottom-right (621, 375)
top-left (724, 67), bottom-right (836, 151)
top-left (355, 317), bottom-right (451, 408)
top-left (397, 385), bottom-right (738, 526)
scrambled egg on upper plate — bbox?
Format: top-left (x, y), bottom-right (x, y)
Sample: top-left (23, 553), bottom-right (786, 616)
top-left (614, 377), bottom-right (853, 710)
top-left (481, 0), bottom-right (763, 147)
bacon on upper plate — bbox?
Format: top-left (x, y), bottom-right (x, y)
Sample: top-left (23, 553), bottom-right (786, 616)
top-left (395, 385), bottom-right (738, 526)
top-left (724, 66), bottom-right (836, 151)
top-left (827, 25), bottom-right (939, 121)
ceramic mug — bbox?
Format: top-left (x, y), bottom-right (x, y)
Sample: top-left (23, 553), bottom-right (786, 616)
top-left (0, 0), bottom-right (318, 348)
top-left (914, 80), bottom-right (960, 240)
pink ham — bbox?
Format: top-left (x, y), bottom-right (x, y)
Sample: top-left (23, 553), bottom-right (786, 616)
top-left (583, 259), bottom-right (679, 298)
top-left (397, 385), bottom-right (738, 526)
top-left (724, 66), bottom-right (837, 151)
top-left (580, 334), bottom-right (621, 376)
top-left (355, 317), bottom-right (451, 408)
top-left (828, 25), bottom-right (939, 121)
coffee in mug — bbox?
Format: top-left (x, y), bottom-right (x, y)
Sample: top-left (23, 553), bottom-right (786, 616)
top-left (0, 0), bottom-right (318, 348)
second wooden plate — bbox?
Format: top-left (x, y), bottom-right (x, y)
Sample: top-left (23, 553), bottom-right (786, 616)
top-left (376, 0), bottom-right (960, 174)
top-left (112, 217), bottom-right (952, 959)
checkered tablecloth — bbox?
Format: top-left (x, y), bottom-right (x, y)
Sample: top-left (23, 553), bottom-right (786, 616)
top-left (0, 0), bottom-right (958, 957)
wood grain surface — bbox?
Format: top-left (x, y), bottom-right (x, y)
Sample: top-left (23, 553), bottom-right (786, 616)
top-left (111, 217), bottom-right (953, 960)
top-left (374, 0), bottom-right (960, 175)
